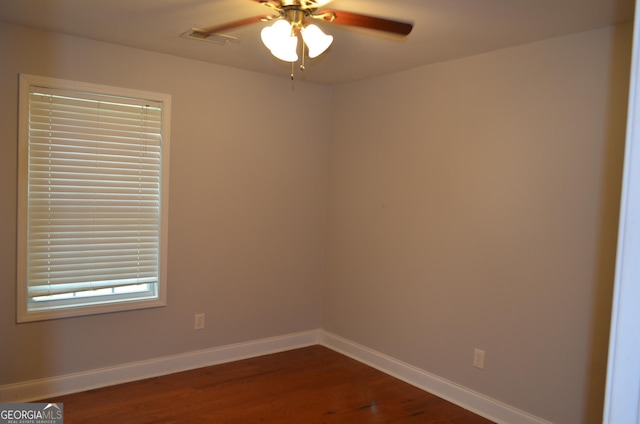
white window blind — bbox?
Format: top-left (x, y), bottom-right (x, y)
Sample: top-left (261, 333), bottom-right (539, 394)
top-left (18, 74), bottom-right (170, 322)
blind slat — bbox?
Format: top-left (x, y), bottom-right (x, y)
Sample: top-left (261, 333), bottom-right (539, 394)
top-left (29, 278), bottom-right (158, 297)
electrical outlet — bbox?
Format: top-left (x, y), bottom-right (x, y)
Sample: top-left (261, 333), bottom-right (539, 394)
top-left (194, 313), bottom-right (205, 330)
top-left (473, 348), bottom-right (485, 369)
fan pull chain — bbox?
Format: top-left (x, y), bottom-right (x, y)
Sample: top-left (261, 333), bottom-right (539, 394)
top-left (300, 38), bottom-right (306, 72)
top-left (291, 32), bottom-right (308, 80)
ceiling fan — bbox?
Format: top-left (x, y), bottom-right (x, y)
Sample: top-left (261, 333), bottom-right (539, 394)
top-left (188, 0), bottom-right (413, 78)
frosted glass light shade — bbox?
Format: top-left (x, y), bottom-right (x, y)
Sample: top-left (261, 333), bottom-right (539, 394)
top-left (261, 20), bottom-right (298, 62)
top-left (301, 24), bottom-right (333, 58)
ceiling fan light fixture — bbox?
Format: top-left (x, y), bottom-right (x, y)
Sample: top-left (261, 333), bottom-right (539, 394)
top-left (301, 24), bottom-right (333, 58)
top-left (261, 19), bottom-right (298, 62)
top-left (187, 2), bottom-right (413, 77)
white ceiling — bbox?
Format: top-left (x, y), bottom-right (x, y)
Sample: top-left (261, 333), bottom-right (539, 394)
top-left (0, 0), bottom-right (635, 85)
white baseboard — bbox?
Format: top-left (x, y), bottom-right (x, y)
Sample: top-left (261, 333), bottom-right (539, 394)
top-left (318, 330), bottom-right (551, 424)
top-left (0, 330), bottom-right (320, 403)
top-left (1, 329), bottom-right (549, 423)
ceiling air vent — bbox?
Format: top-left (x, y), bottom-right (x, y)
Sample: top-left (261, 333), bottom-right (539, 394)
top-left (180, 29), bottom-right (238, 45)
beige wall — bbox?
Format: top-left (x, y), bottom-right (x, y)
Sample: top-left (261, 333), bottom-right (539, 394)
top-left (324, 24), bottom-right (632, 423)
top-left (0, 18), bottom-right (633, 424)
top-left (0, 22), bottom-right (329, 382)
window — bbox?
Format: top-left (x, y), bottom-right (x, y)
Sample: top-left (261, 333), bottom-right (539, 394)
top-left (17, 74), bottom-right (171, 322)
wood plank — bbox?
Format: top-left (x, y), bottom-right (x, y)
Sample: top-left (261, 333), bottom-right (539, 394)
top-left (41, 345), bottom-right (494, 423)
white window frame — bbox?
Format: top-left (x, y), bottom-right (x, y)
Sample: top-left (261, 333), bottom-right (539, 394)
top-left (17, 74), bottom-right (171, 322)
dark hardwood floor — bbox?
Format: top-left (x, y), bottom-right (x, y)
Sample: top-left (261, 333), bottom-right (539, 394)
top-left (42, 345), bottom-right (494, 423)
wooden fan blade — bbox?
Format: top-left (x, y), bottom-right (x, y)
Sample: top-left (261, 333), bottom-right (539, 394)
top-left (192, 14), bottom-right (274, 37)
top-left (317, 9), bottom-right (413, 36)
